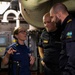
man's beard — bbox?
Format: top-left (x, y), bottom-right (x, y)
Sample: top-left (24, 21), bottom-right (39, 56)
top-left (56, 18), bottom-right (61, 28)
top-left (56, 21), bottom-right (61, 28)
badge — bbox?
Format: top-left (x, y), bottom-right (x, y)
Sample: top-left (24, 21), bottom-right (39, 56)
top-left (43, 40), bottom-right (48, 43)
top-left (66, 31), bottom-right (72, 38)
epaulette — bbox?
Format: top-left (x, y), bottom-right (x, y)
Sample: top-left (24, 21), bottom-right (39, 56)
top-left (67, 19), bottom-right (72, 23)
top-left (11, 43), bottom-right (18, 50)
top-left (8, 42), bottom-right (18, 49)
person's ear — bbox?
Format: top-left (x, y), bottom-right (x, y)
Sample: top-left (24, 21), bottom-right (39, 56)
top-left (56, 13), bottom-right (61, 19)
top-left (14, 35), bottom-right (18, 39)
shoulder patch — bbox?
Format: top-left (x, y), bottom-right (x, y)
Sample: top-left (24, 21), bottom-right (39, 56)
top-left (66, 31), bottom-right (72, 39)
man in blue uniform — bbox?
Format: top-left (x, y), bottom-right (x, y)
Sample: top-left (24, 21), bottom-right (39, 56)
top-left (50, 3), bottom-right (75, 75)
top-left (2, 27), bottom-right (35, 75)
top-left (38, 12), bottom-right (61, 75)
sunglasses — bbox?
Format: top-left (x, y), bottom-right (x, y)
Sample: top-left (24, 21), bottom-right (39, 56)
top-left (18, 30), bottom-right (26, 33)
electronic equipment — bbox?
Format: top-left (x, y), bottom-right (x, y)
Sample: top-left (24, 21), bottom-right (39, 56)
top-left (0, 31), bottom-right (12, 56)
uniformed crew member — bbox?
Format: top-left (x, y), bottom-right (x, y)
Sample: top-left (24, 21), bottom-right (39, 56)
top-left (38, 12), bottom-right (61, 75)
top-left (50, 3), bottom-right (75, 75)
top-left (2, 27), bottom-right (35, 75)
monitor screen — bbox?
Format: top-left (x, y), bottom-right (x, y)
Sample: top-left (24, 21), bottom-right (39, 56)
top-left (0, 36), bottom-right (7, 46)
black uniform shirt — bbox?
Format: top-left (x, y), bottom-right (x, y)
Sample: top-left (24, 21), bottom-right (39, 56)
top-left (38, 28), bottom-right (61, 65)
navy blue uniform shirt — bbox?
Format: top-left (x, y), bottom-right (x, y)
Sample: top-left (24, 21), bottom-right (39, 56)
top-left (4, 42), bottom-right (31, 75)
top-left (60, 15), bottom-right (75, 75)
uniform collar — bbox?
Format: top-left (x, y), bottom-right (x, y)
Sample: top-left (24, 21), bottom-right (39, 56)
top-left (16, 41), bottom-right (25, 46)
top-left (61, 15), bottom-right (73, 31)
top-left (48, 29), bottom-right (58, 35)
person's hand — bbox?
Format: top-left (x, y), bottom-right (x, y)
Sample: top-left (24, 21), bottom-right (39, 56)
top-left (2, 48), bottom-right (16, 65)
top-left (41, 60), bottom-right (45, 66)
top-left (7, 47), bottom-right (16, 55)
top-left (30, 56), bottom-right (35, 65)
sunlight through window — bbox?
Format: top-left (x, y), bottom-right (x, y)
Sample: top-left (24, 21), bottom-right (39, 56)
top-left (0, 2), bottom-right (10, 14)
